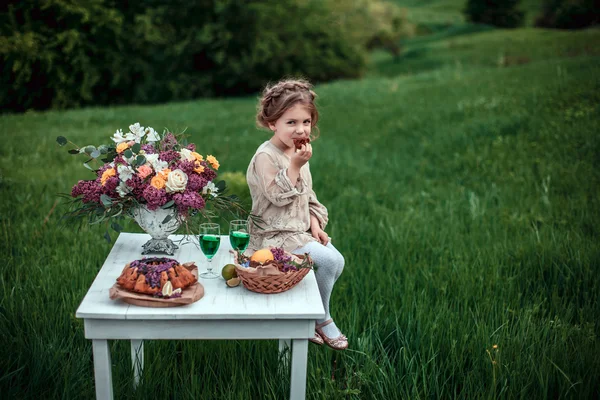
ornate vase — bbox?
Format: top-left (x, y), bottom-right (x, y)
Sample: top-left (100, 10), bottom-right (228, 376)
top-left (129, 205), bottom-right (181, 255)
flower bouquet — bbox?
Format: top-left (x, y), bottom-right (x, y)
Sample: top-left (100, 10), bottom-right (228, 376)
top-left (58, 122), bottom-right (244, 254)
top-left (232, 247), bottom-right (314, 294)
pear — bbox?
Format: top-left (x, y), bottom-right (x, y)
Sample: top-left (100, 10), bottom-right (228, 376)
top-left (226, 277), bottom-right (241, 287)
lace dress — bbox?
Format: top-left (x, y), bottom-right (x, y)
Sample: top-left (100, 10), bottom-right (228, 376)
top-left (246, 141), bottom-right (328, 253)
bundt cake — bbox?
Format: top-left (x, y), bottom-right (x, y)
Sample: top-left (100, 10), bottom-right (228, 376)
top-left (116, 257), bottom-right (197, 296)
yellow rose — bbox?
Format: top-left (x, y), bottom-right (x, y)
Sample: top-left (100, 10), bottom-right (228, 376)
top-left (116, 142), bottom-right (130, 153)
top-left (206, 155), bottom-right (219, 170)
top-left (194, 161), bottom-right (205, 174)
top-left (158, 169), bottom-right (171, 180)
top-left (192, 152), bottom-right (203, 162)
top-left (101, 168), bottom-right (116, 185)
top-left (150, 175), bottom-right (166, 189)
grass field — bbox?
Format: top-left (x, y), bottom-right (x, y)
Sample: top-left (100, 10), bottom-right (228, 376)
top-left (1, 20), bottom-right (599, 400)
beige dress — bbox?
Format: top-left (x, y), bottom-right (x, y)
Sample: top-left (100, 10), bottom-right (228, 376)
top-left (246, 141), bottom-right (329, 253)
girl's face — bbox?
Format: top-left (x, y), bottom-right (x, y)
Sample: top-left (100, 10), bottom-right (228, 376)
top-left (268, 103), bottom-right (312, 152)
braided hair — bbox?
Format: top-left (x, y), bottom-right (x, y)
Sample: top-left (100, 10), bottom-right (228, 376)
top-left (256, 78), bottom-right (320, 140)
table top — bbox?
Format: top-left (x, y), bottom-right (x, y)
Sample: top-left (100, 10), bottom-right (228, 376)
top-left (75, 233), bottom-right (325, 321)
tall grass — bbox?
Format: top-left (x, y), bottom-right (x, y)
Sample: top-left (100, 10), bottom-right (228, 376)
top-left (1, 27), bottom-right (599, 398)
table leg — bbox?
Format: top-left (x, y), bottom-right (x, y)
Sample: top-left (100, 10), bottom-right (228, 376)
top-left (92, 339), bottom-right (114, 400)
top-left (131, 339), bottom-right (144, 388)
top-left (290, 339), bottom-right (308, 400)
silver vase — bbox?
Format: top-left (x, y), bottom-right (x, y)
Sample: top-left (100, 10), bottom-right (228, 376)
top-left (129, 205), bottom-right (181, 255)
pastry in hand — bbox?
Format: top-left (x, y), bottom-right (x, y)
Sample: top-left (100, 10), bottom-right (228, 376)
top-left (293, 137), bottom-right (310, 150)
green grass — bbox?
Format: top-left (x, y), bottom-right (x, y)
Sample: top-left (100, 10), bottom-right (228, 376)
top-left (1, 25), bottom-right (600, 399)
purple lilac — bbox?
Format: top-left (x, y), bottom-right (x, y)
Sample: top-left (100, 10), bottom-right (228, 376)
top-left (127, 175), bottom-right (146, 198)
top-left (141, 144), bottom-right (156, 154)
top-left (173, 192), bottom-right (205, 214)
top-left (103, 176), bottom-right (120, 196)
top-left (201, 162), bottom-right (217, 182)
top-left (159, 150), bottom-right (181, 164)
top-left (176, 160), bottom-right (195, 175)
top-left (130, 258), bottom-right (179, 288)
top-left (271, 247), bottom-right (297, 272)
top-left (160, 133), bottom-right (178, 151)
top-left (142, 186), bottom-right (168, 210)
top-left (186, 174), bottom-right (207, 192)
top-left (185, 143), bottom-right (196, 152)
top-left (71, 180), bottom-right (102, 203)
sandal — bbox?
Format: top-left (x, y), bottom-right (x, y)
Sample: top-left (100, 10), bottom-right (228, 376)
top-left (309, 331), bottom-right (324, 345)
top-left (315, 319), bottom-right (348, 350)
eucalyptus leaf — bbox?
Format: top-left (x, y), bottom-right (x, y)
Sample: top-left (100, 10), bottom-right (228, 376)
top-left (104, 231), bottom-right (112, 243)
top-left (83, 162), bottom-right (93, 171)
top-left (124, 149), bottom-right (133, 158)
top-left (162, 215), bottom-right (173, 224)
top-left (135, 155), bottom-right (146, 166)
top-left (132, 143), bottom-right (141, 153)
top-left (215, 180), bottom-right (226, 192)
top-left (91, 150), bottom-right (101, 158)
top-left (100, 194), bottom-right (113, 206)
top-left (68, 149), bottom-right (79, 154)
top-left (98, 145), bottom-right (109, 154)
top-left (56, 136), bottom-right (67, 146)
top-left (161, 200), bottom-right (175, 209)
top-left (84, 145), bottom-right (96, 155)
top-left (111, 222), bottom-right (123, 232)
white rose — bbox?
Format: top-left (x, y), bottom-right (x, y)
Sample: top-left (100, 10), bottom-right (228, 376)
top-left (165, 169), bottom-right (188, 193)
top-left (180, 148), bottom-right (195, 161)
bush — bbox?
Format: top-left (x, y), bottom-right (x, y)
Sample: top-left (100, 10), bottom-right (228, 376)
top-left (0, 0), bottom-right (367, 112)
top-left (327, 0), bottom-right (416, 57)
top-left (535, 0), bottom-right (600, 29)
top-left (464, 0), bottom-right (525, 28)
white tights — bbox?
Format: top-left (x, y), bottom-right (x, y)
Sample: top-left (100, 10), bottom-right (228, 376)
top-left (293, 241), bottom-right (345, 338)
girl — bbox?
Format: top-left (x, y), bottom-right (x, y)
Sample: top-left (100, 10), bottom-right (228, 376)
top-left (246, 79), bottom-right (347, 350)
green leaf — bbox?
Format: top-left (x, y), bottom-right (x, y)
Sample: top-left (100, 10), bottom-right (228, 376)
top-left (215, 180), bottom-right (226, 192)
top-left (68, 149), bottom-right (79, 154)
top-left (132, 143), bottom-right (141, 153)
top-left (56, 136), bottom-right (67, 146)
top-left (111, 222), bottom-right (123, 232)
top-left (98, 145), bottom-right (109, 154)
top-left (124, 149), bottom-right (133, 158)
top-left (100, 194), bottom-right (113, 206)
top-left (162, 215), bottom-right (173, 224)
top-left (161, 200), bottom-right (175, 209)
top-left (135, 155), bottom-right (146, 166)
top-left (91, 150), bottom-right (101, 158)
top-left (83, 162), bottom-right (93, 171)
top-left (104, 231), bottom-right (112, 243)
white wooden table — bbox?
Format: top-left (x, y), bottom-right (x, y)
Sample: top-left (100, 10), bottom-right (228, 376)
top-left (76, 232), bottom-right (325, 400)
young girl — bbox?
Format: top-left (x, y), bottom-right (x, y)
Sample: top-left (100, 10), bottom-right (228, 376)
top-left (246, 79), bottom-right (347, 350)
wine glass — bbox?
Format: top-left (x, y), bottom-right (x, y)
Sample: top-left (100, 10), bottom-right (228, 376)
top-left (199, 223), bottom-right (221, 279)
top-left (229, 220), bottom-right (250, 262)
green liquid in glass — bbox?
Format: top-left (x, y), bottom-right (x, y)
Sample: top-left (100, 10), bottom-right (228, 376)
top-left (229, 231), bottom-right (250, 252)
top-left (200, 234), bottom-right (221, 259)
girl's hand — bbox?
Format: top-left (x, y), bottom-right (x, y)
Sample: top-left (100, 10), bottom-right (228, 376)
top-left (291, 143), bottom-right (312, 169)
top-left (311, 227), bottom-right (330, 246)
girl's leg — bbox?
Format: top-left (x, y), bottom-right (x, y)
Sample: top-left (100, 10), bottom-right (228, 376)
top-left (293, 241), bottom-right (345, 338)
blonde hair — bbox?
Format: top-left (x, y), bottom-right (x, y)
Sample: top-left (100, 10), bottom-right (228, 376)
top-left (256, 78), bottom-right (320, 140)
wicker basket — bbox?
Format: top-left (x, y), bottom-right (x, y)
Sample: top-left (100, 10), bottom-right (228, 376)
top-left (234, 252), bottom-right (313, 294)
